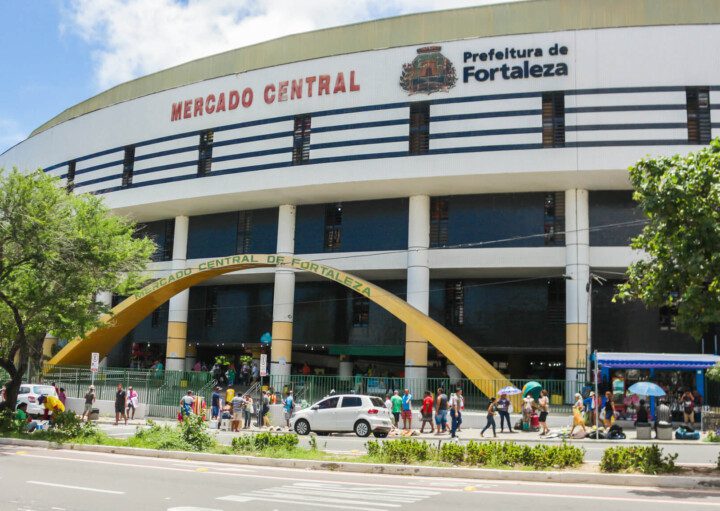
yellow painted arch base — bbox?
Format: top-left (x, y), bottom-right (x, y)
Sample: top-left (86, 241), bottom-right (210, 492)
top-left (49, 254), bottom-right (513, 398)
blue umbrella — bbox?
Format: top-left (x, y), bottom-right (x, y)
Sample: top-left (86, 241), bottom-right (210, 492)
top-left (497, 386), bottom-right (521, 395)
top-left (628, 382), bottom-right (666, 397)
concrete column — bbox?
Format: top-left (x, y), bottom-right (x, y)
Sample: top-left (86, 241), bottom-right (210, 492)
top-left (405, 196), bottom-right (430, 393)
top-left (565, 190), bottom-right (590, 398)
top-left (271, 205), bottom-right (296, 387)
top-left (339, 359), bottom-right (353, 381)
top-left (166, 216), bottom-right (189, 372)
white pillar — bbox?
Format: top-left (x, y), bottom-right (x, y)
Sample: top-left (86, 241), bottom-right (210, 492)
top-left (339, 360), bottom-right (353, 381)
top-left (565, 190), bottom-right (590, 399)
top-left (166, 216), bottom-right (189, 372)
top-left (405, 195), bottom-right (430, 393)
top-left (271, 205), bottom-right (296, 387)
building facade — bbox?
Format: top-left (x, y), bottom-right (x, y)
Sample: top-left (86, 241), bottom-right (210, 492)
top-left (2, 0), bottom-right (719, 389)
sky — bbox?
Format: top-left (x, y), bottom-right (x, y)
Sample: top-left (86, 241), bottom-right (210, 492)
top-left (0, 0), bottom-right (518, 155)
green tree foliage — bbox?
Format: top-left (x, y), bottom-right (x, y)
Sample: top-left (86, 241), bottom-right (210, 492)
top-left (0, 168), bottom-right (155, 409)
top-left (615, 140), bottom-right (720, 340)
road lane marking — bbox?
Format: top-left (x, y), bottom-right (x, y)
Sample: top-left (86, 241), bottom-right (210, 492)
top-left (218, 494), bottom-right (391, 511)
top-left (26, 481), bottom-right (124, 494)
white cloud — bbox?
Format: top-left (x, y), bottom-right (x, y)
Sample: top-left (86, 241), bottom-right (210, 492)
top-left (61, 0), bottom-right (515, 90)
top-left (0, 118), bottom-right (26, 154)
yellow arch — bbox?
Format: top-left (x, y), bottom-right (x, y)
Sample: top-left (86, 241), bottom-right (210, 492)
top-left (49, 254), bottom-right (512, 398)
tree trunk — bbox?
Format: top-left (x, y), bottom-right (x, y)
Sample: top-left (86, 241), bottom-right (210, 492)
top-left (3, 371), bottom-right (22, 411)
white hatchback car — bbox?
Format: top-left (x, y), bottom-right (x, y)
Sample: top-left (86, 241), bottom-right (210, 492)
top-left (17, 383), bottom-right (57, 416)
top-left (290, 394), bottom-right (393, 437)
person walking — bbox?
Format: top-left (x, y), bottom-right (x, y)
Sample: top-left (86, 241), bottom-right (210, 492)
top-left (449, 388), bottom-right (464, 439)
top-left (481, 397), bottom-right (497, 438)
top-left (384, 394), bottom-right (393, 416)
top-left (261, 391), bottom-right (271, 427)
top-left (681, 390), bottom-right (695, 425)
top-left (570, 392), bottom-right (587, 436)
top-left (419, 390), bottom-right (434, 433)
top-left (126, 386), bottom-right (139, 420)
top-left (243, 395), bottom-right (253, 429)
top-left (602, 391), bottom-right (615, 428)
top-left (230, 392), bottom-right (244, 432)
top-left (401, 389), bottom-right (413, 431)
top-left (283, 390), bottom-right (295, 429)
top-left (435, 387), bottom-right (448, 434)
top-left (57, 387), bottom-right (67, 406)
top-left (496, 393), bottom-right (512, 433)
top-left (211, 386), bottom-right (222, 420)
top-left (114, 384), bottom-right (127, 426)
top-left (390, 390), bottom-right (402, 427)
top-left (81, 385), bottom-right (96, 422)
top-left (538, 389), bottom-right (550, 436)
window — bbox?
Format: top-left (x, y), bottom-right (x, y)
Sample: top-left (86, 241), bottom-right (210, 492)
top-left (151, 301), bottom-right (169, 328)
top-left (122, 146), bottom-right (135, 187)
top-left (542, 92), bottom-right (565, 148)
top-left (547, 279), bottom-right (565, 328)
top-left (409, 102), bottom-right (430, 154)
top-left (370, 397), bottom-right (385, 407)
top-left (197, 130), bottom-right (214, 175)
top-left (66, 160), bottom-right (76, 192)
top-left (205, 287), bottom-right (218, 327)
top-left (429, 198), bottom-right (449, 248)
top-left (162, 220), bottom-right (175, 261)
top-left (324, 204), bottom-right (342, 252)
top-left (686, 87), bottom-right (711, 145)
top-left (292, 114), bottom-right (311, 165)
top-left (341, 396), bottom-right (362, 408)
top-left (543, 192), bottom-right (565, 245)
top-left (236, 211), bottom-right (253, 254)
top-left (317, 397), bottom-right (339, 409)
top-left (352, 295), bottom-right (370, 327)
top-left (445, 280), bottom-right (464, 327)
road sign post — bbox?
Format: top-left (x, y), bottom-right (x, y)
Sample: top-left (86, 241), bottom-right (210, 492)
top-left (90, 352), bottom-right (99, 387)
top-left (258, 352), bottom-right (268, 427)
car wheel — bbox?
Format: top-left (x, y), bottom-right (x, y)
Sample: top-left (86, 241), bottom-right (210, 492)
top-left (294, 419), bottom-right (311, 435)
top-left (354, 420), bottom-right (371, 437)
top-left (372, 431), bottom-right (388, 438)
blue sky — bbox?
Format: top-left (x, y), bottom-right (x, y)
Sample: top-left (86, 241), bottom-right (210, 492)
top-left (0, 0), bottom-right (503, 155)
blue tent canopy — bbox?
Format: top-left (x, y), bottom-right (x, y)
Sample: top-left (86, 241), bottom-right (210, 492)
top-left (595, 352), bottom-right (720, 370)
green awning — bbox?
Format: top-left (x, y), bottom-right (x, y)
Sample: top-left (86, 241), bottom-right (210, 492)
top-left (328, 345), bottom-right (403, 357)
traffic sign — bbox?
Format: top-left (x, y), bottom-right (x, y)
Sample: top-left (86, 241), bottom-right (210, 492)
top-left (90, 352), bottom-right (100, 373)
top-left (260, 354), bottom-right (268, 377)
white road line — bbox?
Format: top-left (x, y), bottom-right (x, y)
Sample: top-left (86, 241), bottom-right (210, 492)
top-left (218, 494), bottom-right (391, 511)
top-left (26, 481), bottom-right (124, 495)
top-left (251, 488), bottom-right (417, 505)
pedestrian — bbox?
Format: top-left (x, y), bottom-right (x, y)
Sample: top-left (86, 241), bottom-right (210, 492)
top-left (384, 394), bottom-right (392, 417)
top-left (419, 390), bottom-right (434, 433)
top-left (602, 391), bottom-right (615, 428)
top-left (569, 392), bottom-right (586, 436)
top-left (538, 389), bottom-right (550, 436)
top-left (211, 386), bottom-right (222, 420)
top-left (57, 387), bottom-right (67, 406)
top-left (390, 390), bottom-right (402, 426)
top-left (522, 394), bottom-right (534, 428)
top-left (681, 390), bottom-right (695, 425)
top-left (243, 395), bottom-right (253, 429)
top-left (39, 394), bottom-right (65, 424)
top-left (496, 393), bottom-right (512, 433)
top-left (401, 389), bottom-right (413, 431)
top-left (584, 391), bottom-right (597, 426)
top-left (82, 385), bottom-right (96, 422)
top-left (449, 388), bottom-right (464, 439)
top-left (241, 362), bottom-right (250, 385)
top-left (251, 363), bottom-right (259, 383)
top-left (435, 387), bottom-right (448, 434)
top-left (227, 366), bottom-right (236, 386)
top-left (231, 392), bottom-right (244, 432)
top-left (283, 390), bottom-right (295, 429)
top-left (655, 399), bottom-right (671, 433)
top-left (193, 361), bottom-right (201, 372)
top-left (114, 383), bottom-right (127, 426)
top-left (180, 390), bottom-right (195, 418)
top-left (481, 397), bottom-right (497, 438)
top-left (262, 391), bottom-right (271, 427)
top-left (636, 399), bottom-right (649, 424)
top-left (126, 385), bottom-right (139, 420)
top-left (15, 403), bottom-right (39, 432)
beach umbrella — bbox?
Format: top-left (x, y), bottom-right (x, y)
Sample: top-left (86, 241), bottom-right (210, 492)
top-left (497, 385), bottom-right (522, 395)
top-left (522, 381), bottom-right (542, 399)
top-left (628, 381), bottom-right (666, 397)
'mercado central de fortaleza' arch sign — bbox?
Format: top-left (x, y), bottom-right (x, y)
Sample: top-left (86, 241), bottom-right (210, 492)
top-left (48, 254), bottom-right (513, 398)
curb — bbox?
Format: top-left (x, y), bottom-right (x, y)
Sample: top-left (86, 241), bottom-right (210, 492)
top-left (1, 437), bottom-right (719, 490)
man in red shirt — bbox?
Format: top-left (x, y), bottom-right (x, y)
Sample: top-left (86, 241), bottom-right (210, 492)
top-left (420, 390), bottom-right (435, 433)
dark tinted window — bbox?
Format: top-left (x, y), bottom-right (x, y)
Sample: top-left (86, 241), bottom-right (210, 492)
top-left (341, 397), bottom-right (362, 408)
top-left (317, 397), bottom-right (339, 409)
top-left (542, 92), bottom-right (565, 148)
top-left (409, 102), bottom-right (430, 154)
top-left (370, 397), bottom-right (385, 407)
top-left (687, 87), bottom-right (711, 145)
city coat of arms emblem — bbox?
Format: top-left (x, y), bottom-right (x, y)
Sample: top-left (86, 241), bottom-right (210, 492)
top-left (400, 46), bottom-right (457, 95)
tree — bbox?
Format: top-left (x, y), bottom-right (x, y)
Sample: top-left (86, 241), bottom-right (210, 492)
top-left (614, 139), bottom-right (720, 340)
top-left (0, 168), bottom-right (155, 410)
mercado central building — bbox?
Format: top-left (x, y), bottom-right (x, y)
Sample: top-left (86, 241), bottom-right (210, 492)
top-left (2, 0), bottom-right (718, 391)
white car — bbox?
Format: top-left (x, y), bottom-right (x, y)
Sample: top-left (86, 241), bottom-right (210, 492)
top-left (17, 383), bottom-right (57, 416)
top-left (290, 394), bottom-right (393, 437)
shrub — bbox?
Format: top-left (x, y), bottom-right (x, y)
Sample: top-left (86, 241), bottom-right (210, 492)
top-left (600, 445), bottom-right (678, 474)
top-left (231, 433), bottom-right (299, 453)
top-left (450, 441), bottom-right (583, 469)
top-left (180, 415), bottom-right (217, 452)
top-left (364, 439), bottom-right (432, 464)
top-left (439, 442), bottom-right (465, 464)
top-left (707, 431), bottom-right (720, 442)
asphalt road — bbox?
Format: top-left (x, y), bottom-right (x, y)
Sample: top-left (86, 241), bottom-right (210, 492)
top-left (98, 423), bottom-right (720, 465)
top-left (2, 445), bottom-right (720, 511)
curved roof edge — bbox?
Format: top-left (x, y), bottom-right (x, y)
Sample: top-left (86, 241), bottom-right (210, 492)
top-left (30, 0), bottom-right (720, 137)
